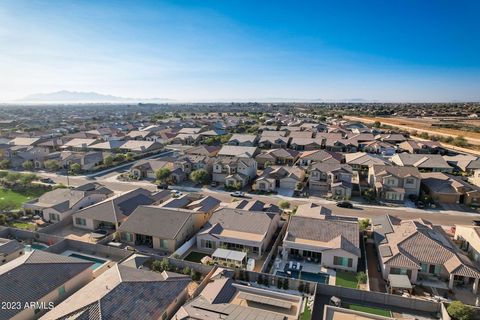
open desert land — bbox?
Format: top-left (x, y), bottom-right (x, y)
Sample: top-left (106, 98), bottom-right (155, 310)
top-left (346, 116), bottom-right (480, 146)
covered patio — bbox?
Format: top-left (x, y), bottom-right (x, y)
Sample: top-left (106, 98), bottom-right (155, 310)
top-left (212, 248), bottom-right (247, 268)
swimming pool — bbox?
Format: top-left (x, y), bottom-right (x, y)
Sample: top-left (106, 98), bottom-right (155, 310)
top-left (66, 252), bottom-right (108, 270)
top-left (24, 243), bottom-right (49, 252)
top-left (276, 270), bottom-right (329, 284)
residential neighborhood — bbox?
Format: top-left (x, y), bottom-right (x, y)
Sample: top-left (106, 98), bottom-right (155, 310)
top-left (2, 105), bottom-right (480, 319)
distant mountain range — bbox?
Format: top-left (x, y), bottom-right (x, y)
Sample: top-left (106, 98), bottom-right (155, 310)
top-left (19, 90), bottom-right (174, 103)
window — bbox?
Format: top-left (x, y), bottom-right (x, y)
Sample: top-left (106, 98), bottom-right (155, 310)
top-left (121, 233), bottom-right (133, 242)
top-left (405, 178), bottom-right (415, 185)
top-left (205, 240), bottom-right (213, 249)
top-left (75, 217), bottom-right (86, 226)
top-left (49, 213), bottom-right (60, 222)
top-left (160, 239), bottom-right (169, 249)
top-left (333, 256), bottom-right (353, 268)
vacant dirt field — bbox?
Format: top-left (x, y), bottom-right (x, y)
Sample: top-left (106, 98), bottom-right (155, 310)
top-left (346, 116), bottom-right (480, 146)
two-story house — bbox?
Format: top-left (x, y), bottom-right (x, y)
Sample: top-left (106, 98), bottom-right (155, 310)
top-left (308, 162), bottom-right (353, 199)
top-left (255, 149), bottom-right (299, 169)
top-left (212, 157), bottom-right (257, 188)
top-left (252, 166), bottom-right (305, 192)
top-left (368, 165), bottom-right (422, 202)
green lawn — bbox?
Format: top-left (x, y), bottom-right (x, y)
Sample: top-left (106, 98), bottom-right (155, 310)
top-left (348, 304), bottom-right (392, 317)
top-left (0, 188), bottom-right (46, 210)
top-left (300, 304), bottom-right (312, 320)
top-left (184, 251), bottom-right (210, 263)
top-left (8, 221), bottom-right (36, 231)
top-left (335, 271), bottom-right (359, 289)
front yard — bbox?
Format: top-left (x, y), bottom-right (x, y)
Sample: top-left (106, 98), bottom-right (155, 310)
top-left (335, 271), bottom-right (359, 289)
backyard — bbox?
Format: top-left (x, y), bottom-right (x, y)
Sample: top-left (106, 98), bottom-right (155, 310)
top-left (7, 221), bottom-right (37, 231)
top-left (347, 303), bottom-right (392, 317)
top-left (183, 251), bottom-right (210, 263)
top-left (300, 304), bottom-right (312, 320)
top-left (335, 271), bottom-right (359, 289)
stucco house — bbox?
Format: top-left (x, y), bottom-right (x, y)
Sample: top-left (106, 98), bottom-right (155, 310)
top-left (308, 162), bottom-right (353, 199)
top-left (23, 183), bottom-right (113, 223)
top-left (373, 215), bottom-right (480, 293)
top-left (368, 165), bottom-right (421, 202)
top-left (212, 157), bottom-right (257, 188)
top-left (252, 166), bottom-right (305, 192)
top-left (196, 208), bottom-right (280, 258)
top-left (282, 206), bottom-right (360, 272)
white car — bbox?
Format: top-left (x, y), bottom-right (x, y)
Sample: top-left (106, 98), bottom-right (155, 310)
top-left (171, 190), bottom-right (182, 197)
top-left (230, 191), bottom-right (245, 197)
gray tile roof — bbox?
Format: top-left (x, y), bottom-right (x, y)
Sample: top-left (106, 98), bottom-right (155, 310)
top-left (73, 188), bottom-right (162, 224)
top-left (0, 238), bottom-right (24, 255)
top-left (0, 251), bottom-right (93, 320)
top-left (286, 216), bottom-right (360, 256)
top-left (45, 265), bottom-right (190, 320)
top-left (202, 208), bottom-right (277, 236)
top-left (117, 206), bottom-right (193, 239)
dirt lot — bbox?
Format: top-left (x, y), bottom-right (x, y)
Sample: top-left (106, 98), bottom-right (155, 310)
top-left (346, 116), bottom-right (480, 147)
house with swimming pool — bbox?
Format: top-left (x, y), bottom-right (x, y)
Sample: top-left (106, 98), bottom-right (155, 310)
top-left (281, 204), bottom-right (360, 272)
top-left (72, 188), bottom-right (170, 231)
top-left (195, 208), bottom-right (280, 258)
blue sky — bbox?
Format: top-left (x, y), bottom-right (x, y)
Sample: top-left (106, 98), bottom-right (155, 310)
top-left (1, 0), bottom-right (479, 102)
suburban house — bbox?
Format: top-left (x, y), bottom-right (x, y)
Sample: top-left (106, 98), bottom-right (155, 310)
top-left (289, 137), bottom-right (323, 151)
top-left (0, 250), bottom-right (94, 320)
top-left (252, 166), bottom-right (305, 192)
top-left (282, 205), bottom-right (360, 272)
top-left (3, 145), bottom-right (52, 168)
top-left (59, 151), bottom-right (104, 171)
top-left (308, 162), bottom-right (353, 199)
top-left (258, 132), bottom-right (289, 149)
top-left (174, 271), bottom-right (302, 320)
top-left (61, 138), bottom-right (99, 151)
top-left (390, 153), bottom-right (453, 173)
top-left (41, 265), bottom-right (190, 320)
top-left (227, 134), bottom-right (258, 146)
top-left (23, 183), bottom-right (113, 223)
top-left (226, 199), bottom-right (280, 213)
top-left (375, 133), bottom-right (407, 144)
top-left (399, 140), bottom-right (444, 154)
top-left (362, 140), bottom-right (396, 156)
top-left (297, 150), bottom-right (342, 167)
top-left (130, 158), bottom-right (174, 179)
top-left (118, 206), bottom-right (209, 253)
top-left (72, 188), bottom-right (170, 230)
top-left (421, 172), bottom-right (480, 205)
top-left (255, 148), bottom-right (299, 169)
top-left (196, 208), bottom-right (280, 258)
top-left (345, 152), bottom-right (388, 172)
top-left (0, 238), bottom-right (24, 265)
top-left (454, 225), bottom-right (480, 265)
top-left (368, 165), bottom-right (422, 202)
top-left (119, 140), bottom-right (162, 154)
top-left (444, 154), bottom-right (480, 175)
top-left (217, 145), bottom-right (259, 158)
top-left (372, 215), bottom-right (480, 293)
top-left (184, 145), bottom-right (221, 157)
top-left (212, 157), bottom-right (257, 188)
top-left (171, 154), bottom-right (214, 183)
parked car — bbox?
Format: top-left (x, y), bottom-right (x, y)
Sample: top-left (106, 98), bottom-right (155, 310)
top-left (171, 190), bottom-right (182, 197)
top-left (210, 181), bottom-right (218, 187)
top-left (40, 178), bottom-right (55, 184)
top-left (230, 191), bottom-right (245, 197)
top-left (336, 201), bottom-right (353, 208)
top-left (156, 183), bottom-right (168, 189)
top-left (416, 201), bottom-right (425, 209)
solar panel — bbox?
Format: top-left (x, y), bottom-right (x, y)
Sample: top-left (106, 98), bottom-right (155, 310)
top-left (238, 292), bottom-right (292, 309)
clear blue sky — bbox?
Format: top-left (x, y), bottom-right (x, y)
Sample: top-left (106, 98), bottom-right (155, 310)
top-left (1, 0), bottom-right (479, 102)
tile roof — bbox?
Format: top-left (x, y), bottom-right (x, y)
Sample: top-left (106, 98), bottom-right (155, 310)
top-left (0, 251), bottom-right (93, 320)
top-left (118, 206), bottom-right (194, 239)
